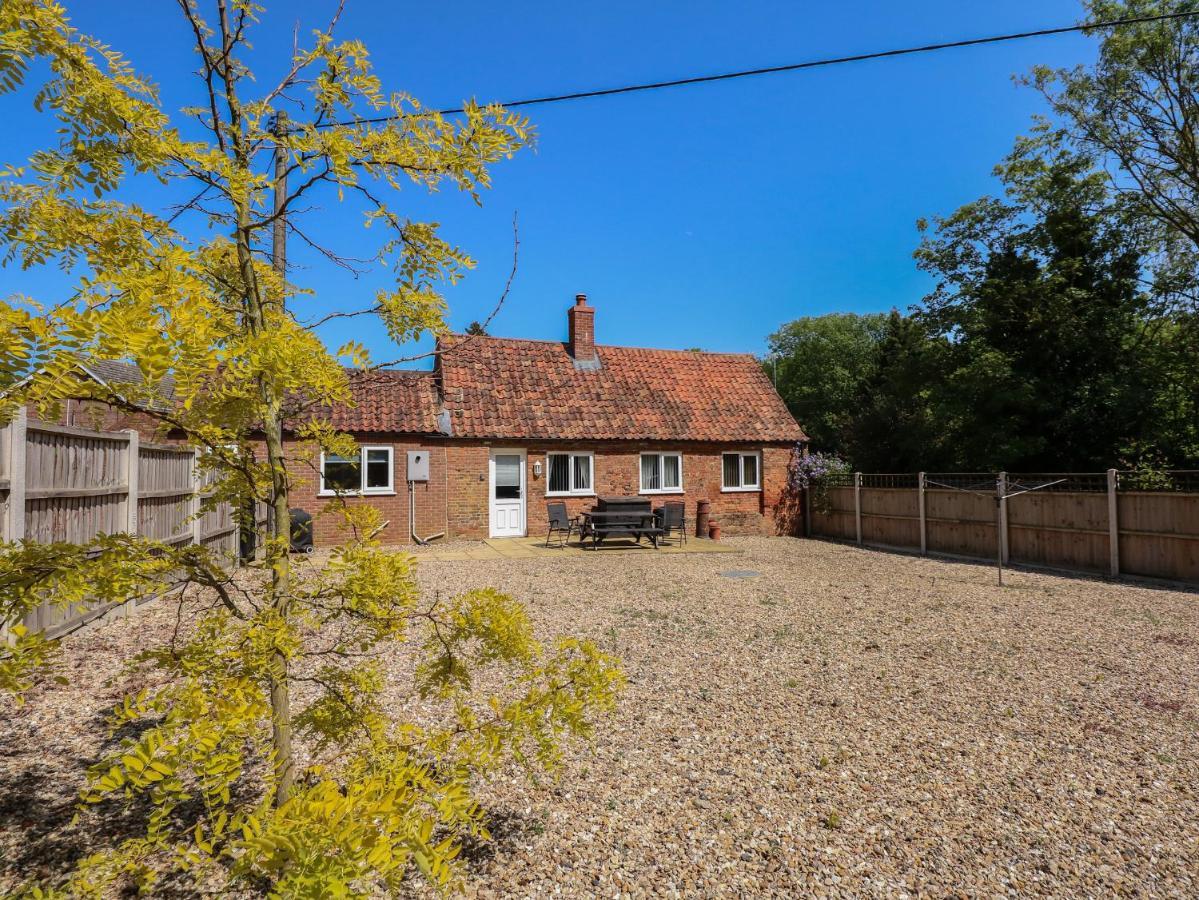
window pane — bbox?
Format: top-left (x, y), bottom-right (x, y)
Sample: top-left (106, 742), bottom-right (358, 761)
top-left (662, 454), bottom-right (681, 490)
top-left (548, 455), bottom-right (569, 493)
top-left (365, 449), bottom-right (391, 489)
top-left (495, 454), bottom-right (521, 499)
top-left (573, 454), bottom-right (591, 491)
top-left (641, 454), bottom-right (660, 491)
top-left (722, 454), bottom-right (740, 488)
top-left (324, 455), bottom-right (359, 492)
top-left (742, 454), bottom-right (758, 487)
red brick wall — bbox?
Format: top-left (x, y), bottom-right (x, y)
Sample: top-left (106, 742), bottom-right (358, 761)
top-left (284, 438), bottom-right (450, 547)
top-left (29, 399), bottom-right (800, 546)
top-left (284, 437), bottom-right (795, 547)
top-left (511, 442), bottom-right (793, 540)
top-left (27, 400), bottom-right (175, 444)
top-left (446, 443), bottom-right (490, 539)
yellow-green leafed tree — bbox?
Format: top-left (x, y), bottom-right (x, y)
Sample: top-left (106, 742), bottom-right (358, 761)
top-left (0, 1), bottom-right (623, 895)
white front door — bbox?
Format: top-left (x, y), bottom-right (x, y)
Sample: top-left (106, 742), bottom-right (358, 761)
top-left (489, 450), bottom-right (526, 538)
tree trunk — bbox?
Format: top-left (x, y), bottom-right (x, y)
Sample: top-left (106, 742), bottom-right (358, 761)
top-left (266, 111), bottom-right (294, 807)
top-left (265, 406), bottom-right (295, 806)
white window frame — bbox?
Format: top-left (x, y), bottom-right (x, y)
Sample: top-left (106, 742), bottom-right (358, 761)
top-left (319, 445), bottom-right (395, 496)
top-left (639, 452), bottom-right (684, 495)
top-left (545, 451), bottom-right (595, 497)
top-left (722, 451), bottom-right (761, 492)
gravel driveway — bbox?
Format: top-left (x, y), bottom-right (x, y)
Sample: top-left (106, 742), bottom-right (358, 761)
top-left (3, 536), bottom-right (1197, 897)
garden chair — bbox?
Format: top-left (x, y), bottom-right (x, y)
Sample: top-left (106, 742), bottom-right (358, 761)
top-left (657, 501), bottom-right (687, 546)
top-left (545, 501), bottom-right (578, 548)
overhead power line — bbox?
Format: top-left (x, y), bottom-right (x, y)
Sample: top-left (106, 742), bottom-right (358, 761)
top-left (319, 10), bottom-right (1198, 128)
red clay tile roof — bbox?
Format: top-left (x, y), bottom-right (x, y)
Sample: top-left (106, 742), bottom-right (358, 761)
top-left (437, 335), bottom-right (805, 442)
top-left (303, 370), bottom-right (442, 434)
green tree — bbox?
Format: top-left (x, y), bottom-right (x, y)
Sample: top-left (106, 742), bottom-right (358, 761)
top-left (765, 312), bottom-right (887, 453)
top-left (844, 311), bottom-right (949, 471)
top-left (916, 141), bottom-right (1194, 470)
top-left (1031, 0), bottom-right (1199, 263)
top-left (0, 2), bottom-right (622, 895)
top-left (1024, 0), bottom-right (1199, 467)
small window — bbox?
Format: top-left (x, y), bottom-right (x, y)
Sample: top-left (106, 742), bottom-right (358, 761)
top-left (363, 447), bottom-right (394, 493)
top-left (722, 452), bottom-right (761, 491)
top-left (640, 452), bottom-right (683, 494)
top-left (320, 446), bottom-right (394, 495)
top-left (546, 452), bottom-right (593, 496)
top-left (322, 454), bottom-right (360, 493)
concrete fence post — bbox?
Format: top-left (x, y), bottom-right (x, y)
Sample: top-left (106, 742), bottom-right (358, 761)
top-left (1107, 468), bottom-right (1120, 577)
top-left (917, 471), bottom-right (927, 555)
top-left (4, 407), bottom-right (27, 544)
top-left (854, 472), bottom-right (863, 546)
top-left (124, 429), bottom-right (139, 535)
top-left (1, 409), bottom-right (25, 644)
top-left (192, 448), bottom-right (204, 547)
top-left (998, 471), bottom-right (1009, 564)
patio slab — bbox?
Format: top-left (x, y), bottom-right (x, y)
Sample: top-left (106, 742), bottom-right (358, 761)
top-left (418, 534), bottom-right (741, 561)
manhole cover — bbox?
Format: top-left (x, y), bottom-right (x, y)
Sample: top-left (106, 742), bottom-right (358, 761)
top-left (720, 570), bottom-right (761, 579)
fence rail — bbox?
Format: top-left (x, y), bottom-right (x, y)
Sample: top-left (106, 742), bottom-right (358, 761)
top-left (1, 409), bottom-right (239, 638)
top-left (807, 469), bottom-right (1199, 585)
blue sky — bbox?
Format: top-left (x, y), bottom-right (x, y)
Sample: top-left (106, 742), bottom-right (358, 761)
top-left (2, 0), bottom-right (1096, 363)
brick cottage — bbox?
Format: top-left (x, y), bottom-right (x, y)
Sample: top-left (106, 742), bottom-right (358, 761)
top-left (290, 296), bottom-right (807, 546)
top-left (40, 296), bottom-right (807, 546)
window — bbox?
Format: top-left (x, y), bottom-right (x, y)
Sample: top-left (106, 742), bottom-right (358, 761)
top-left (494, 453), bottom-right (522, 499)
top-left (320, 446), bottom-right (394, 495)
top-left (546, 452), bottom-right (593, 496)
top-left (640, 452), bottom-right (683, 494)
top-left (722, 452), bottom-right (761, 491)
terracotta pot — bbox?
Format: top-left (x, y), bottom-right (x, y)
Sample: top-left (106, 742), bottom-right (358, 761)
top-left (695, 499), bottom-right (711, 538)
top-left (708, 521), bottom-right (721, 541)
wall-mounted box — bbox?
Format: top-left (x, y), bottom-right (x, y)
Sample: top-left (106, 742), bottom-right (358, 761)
top-left (406, 449), bottom-right (430, 482)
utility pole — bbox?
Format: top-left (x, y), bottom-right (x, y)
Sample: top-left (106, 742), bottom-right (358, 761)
top-left (272, 110), bottom-right (288, 277)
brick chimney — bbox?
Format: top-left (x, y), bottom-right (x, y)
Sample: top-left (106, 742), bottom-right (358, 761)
top-left (567, 293), bottom-right (597, 363)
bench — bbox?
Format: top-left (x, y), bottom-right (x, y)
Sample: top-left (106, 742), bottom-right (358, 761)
top-left (580, 498), bottom-right (663, 549)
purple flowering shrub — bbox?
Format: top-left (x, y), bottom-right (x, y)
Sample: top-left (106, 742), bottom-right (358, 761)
top-left (787, 448), bottom-right (851, 492)
top-left (775, 446), bottom-right (851, 533)
top-left (781, 447), bottom-right (851, 520)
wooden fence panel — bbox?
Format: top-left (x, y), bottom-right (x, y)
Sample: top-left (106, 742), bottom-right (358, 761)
top-left (1117, 492), bottom-right (1199, 582)
top-left (1006, 492), bottom-right (1109, 573)
top-left (860, 487), bottom-right (920, 547)
top-left (2, 423), bottom-right (241, 638)
top-left (808, 486), bottom-right (857, 540)
top-left (23, 424), bottom-right (129, 544)
top-left (803, 472), bottom-right (1198, 585)
top-left (137, 445), bottom-right (194, 545)
top-left (196, 461), bottom-right (239, 566)
top-left (925, 489), bottom-right (996, 558)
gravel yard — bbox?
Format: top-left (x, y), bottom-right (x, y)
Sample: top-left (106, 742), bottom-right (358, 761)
top-left (3, 536), bottom-right (1197, 897)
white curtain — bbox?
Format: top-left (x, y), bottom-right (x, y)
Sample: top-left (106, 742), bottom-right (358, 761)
top-left (573, 454), bottom-right (591, 491)
top-left (663, 454), bottom-right (680, 490)
top-left (641, 454), bottom-right (660, 491)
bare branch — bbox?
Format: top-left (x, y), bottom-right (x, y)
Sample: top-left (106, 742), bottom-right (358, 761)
top-left (260, 0), bottom-right (347, 109)
top-left (369, 212), bottom-right (521, 368)
top-left (176, 0), bottom-right (228, 154)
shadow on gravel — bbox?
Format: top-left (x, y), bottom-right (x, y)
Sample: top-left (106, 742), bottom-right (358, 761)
top-left (456, 807), bottom-right (546, 865)
top-left (0, 763), bottom-right (184, 894)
